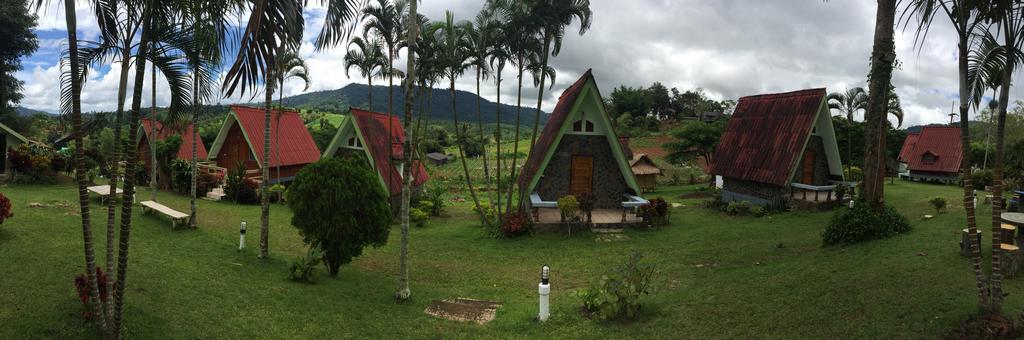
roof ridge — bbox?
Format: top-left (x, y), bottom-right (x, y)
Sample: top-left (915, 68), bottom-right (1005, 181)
top-left (738, 88), bottom-right (825, 101)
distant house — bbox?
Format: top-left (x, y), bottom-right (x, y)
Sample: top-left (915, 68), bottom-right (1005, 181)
top-left (207, 105), bottom-right (321, 183)
top-left (137, 118), bottom-right (208, 176)
top-left (897, 132), bottom-right (921, 174)
top-left (322, 108), bottom-right (428, 210)
top-left (518, 69), bottom-right (642, 209)
top-left (904, 126), bottom-right (962, 183)
top-left (425, 152), bottom-right (450, 165)
top-left (630, 154), bottom-right (662, 193)
top-left (0, 122), bottom-right (29, 174)
top-left (710, 88), bottom-right (845, 207)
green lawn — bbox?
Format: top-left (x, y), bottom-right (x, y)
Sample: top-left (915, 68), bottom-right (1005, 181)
top-left (0, 181), bottom-right (1019, 338)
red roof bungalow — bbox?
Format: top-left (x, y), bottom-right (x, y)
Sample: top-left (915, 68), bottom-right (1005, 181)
top-left (206, 105), bottom-right (320, 183)
top-left (321, 108), bottom-right (428, 210)
top-left (904, 126), bottom-right (962, 183)
top-left (517, 69), bottom-right (641, 210)
top-left (709, 88), bottom-right (845, 207)
top-left (137, 118), bottom-right (208, 176)
top-left (896, 132), bottom-right (921, 174)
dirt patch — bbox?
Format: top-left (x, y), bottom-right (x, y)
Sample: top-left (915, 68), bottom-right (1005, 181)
top-left (678, 191), bottom-right (711, 199)
top-left (425, 298), bottom-right (501, 325)
top-left (944, 313), bottom-right (1021, 339)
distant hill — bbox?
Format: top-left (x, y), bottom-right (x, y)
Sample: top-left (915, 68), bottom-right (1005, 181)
top-left (14, 106), bottom-right (54, 116)
top-left (278, 83), bottom-right (549, 126)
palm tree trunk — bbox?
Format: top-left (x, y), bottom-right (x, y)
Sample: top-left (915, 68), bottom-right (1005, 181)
top-left (846, 112), bottom-right (853, 180)
top-left (104, 44), bottom-right (132, 317)
top-left (387, 51), bottom-right (394, 200)
top-left (476, 67), bottom-right (491, 186)
top-left (505, 62), bottom-right (524, 214)
top-left (259, 75), bottom-right (273, 259)
top-left (368, 76), bottom-right (373, 111)
top-left (189, 64), bottom-right (199, 229)
top-left (64, 0), bottom-right (108, 333)
top-left (495, 67), bottom-right (503, 221)
top-left (113, 11), bottom-right (153, 337)
top-left (955, 30), bottom-right (987, 309)
top-left (522, 37), bottom-right (551, 210)
top-left (278, 78), bottom-right (283, 185)
top-left (396, 0), bottom-right (417, 301)
top-left (452, 77), bottom-right (488, 224)
top-left (150, 61), bottom-right (158, 201)
top-left (989, 17), bottom-right (1016, 312)
top-left (861, 0), bottom-right (897, 213)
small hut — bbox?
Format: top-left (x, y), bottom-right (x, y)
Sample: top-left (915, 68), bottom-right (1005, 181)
top-left (0, 122), bottom-right (29, 174)
top-left (630, 154), bottom-right (662, 193)
top-left (206, 105), bottom-right (321, 183)
top-left (905, 126), bottom-right (962, 183)
top-left (138, 119), bottom-right (208, 176)
top-left (425, 152), bottom-right (449, 165)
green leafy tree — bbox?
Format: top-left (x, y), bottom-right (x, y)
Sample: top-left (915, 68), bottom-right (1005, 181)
top-left (607, 85), bottom-right (650, 119)
top-left (287, 157), bottom-right (391, 277)
top-left (0, 0), bottom-right (38, 115)
top-left (664, 119), bottom-right (727, 166)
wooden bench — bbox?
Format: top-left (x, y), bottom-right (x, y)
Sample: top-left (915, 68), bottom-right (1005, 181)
top-left (87, 185), bottom-right (134, 203)
top-left (140, 201), bottom-right (189, 230)
top-left (529, 193), bottom-right (558, 222)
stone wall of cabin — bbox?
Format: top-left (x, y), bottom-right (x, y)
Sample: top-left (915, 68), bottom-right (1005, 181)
top-left (790, 135), bottom-right (831, 185)
top-left (721, 177), bottom-right (787, 207)
top-left (535, 134), bottom-right (628, 209)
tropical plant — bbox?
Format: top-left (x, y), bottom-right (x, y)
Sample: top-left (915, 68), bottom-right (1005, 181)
top-left (431, 11), bottom-right (490, 225)
top-left (822, 201), bottom-right (911, 246)
top-left (409, 207), bottom-right (428, 228)
top-left (274, 48), bottom-right (310, 182)
top-left (461, 10), bottom-right (499, 189)
top-left (288, 248), bottom-right (323, 283)
top-left (287, 157), bottom-right (391, 277)
top-left (578, 252), bottom-right (655, 321)
top-left (827, 86), bottom-right (867, 176)
top-left (929, 196), bottom-right (948, 214)
top-left (344, 36), bottom-right (387, 111)
top-left (396, 0), bottom-right (418, 302)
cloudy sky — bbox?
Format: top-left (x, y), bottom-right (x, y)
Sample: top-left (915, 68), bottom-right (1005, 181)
top-left (17, 1), bottom-right (1020, 127)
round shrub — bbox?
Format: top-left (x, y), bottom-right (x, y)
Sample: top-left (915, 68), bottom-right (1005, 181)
top-left (287, 157), bottom-right (391, 277)
top-left (557, 195), bottom-right (579, 221)
top-left (410, 207), bottom-right (428, 228)
top-left (822, 203), bottom-right (911, 246)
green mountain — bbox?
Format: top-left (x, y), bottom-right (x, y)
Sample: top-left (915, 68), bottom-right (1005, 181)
top-left (278, 83), bottom-right (549, 126)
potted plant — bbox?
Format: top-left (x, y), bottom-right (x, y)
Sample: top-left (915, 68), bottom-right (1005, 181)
top-left (577, 192), bottom-right (595, 224)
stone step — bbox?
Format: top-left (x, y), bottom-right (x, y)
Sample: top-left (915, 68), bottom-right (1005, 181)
top-left (591, 228), bottom-right (624, 234)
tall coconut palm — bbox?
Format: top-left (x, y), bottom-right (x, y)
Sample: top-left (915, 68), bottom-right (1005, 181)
top-left (274, 48), bottom-right (310, 181)
top-left (523, 0), bottom-right (592, 204)
top-left (396, 0), bottom-right (417, 302)
top-left (861, 0), bottom-right (898, 213)
top-left (344, 36), bottom-right (386, 110)
top-left (827, 86), bottom-right (867, 178)
top-left (488, 13), bottom-right (511, 220)
top-left (362, 0), bottom-right (406, 196)
top-left (902, 0), bottom-right (990, 308)
top-left (461, 11), bottom-right (498, 188)
top-left (431, 11), bottom-right (489, 224)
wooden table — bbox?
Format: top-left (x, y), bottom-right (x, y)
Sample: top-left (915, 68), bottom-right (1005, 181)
top-left (87, 185), bottom-right (134, 203)
top-left (1004, 212), bottom-right (1024, 226)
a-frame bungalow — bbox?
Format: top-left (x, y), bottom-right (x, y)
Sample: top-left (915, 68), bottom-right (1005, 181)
top-left (518, 69), bottom-right (646, 223)
top-left (138, 118), bottom-right (208, 175)
top-left (904, 126), bottom-right (962, 183)
top-left (207, 105), bottom-right (320, 183)
top-left (321, 108), bottom-right (428, 210)
top-left (710, 88), bottom-right (845, 208)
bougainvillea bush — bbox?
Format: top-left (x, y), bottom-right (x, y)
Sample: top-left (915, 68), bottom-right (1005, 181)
top-left (73, 268), bottom-right (111, 320)
top-left (499, 212), bottom-right (531, 237)
top-left (638, 197), bottom-right (670, 226)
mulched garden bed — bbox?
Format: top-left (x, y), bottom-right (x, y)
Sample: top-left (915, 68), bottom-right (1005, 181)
top-left (944, 313), bottom-right (1022, 340)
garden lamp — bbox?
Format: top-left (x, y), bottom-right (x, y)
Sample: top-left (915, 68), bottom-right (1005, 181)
top-left (539, 265), bottom-right (550, 322)
top-left (239, 221), bottom-right (247, 251)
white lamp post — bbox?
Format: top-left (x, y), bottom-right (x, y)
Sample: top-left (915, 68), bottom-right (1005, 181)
top-left (538, 265), bottom-right (550, 322)
top-left (239, 221), bottom-right (247, 250)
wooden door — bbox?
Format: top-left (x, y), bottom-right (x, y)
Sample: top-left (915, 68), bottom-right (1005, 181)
top-left (570, 156), bottom-right (593, 195)
top-left (801, 150), bottom-right (815, 184)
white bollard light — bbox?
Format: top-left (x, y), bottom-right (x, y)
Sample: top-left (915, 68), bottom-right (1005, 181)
top-left (538, 265), bottom-right (550, 322)
top-left (239, 221), bottom-right (247, 251)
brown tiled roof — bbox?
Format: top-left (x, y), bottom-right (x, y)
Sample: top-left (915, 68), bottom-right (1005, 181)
top-left (350, 108), bottom-right (428, 196)
top-left (907, 126), bottom-right (962, 174)
top-left (709, 88), bottom-right (826, 186)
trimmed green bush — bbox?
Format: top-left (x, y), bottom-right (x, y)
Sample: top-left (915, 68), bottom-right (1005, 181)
top-left (929, 197), bottom-right (947, 214)
top-left (410, 207), bottom-right (428, 228)
top-left (822, 202), bottom-right (911, 246)
top-left (287, 157), bottom-right (391, 277)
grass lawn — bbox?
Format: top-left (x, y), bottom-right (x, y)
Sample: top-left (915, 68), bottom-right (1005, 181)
top-left (0, 180), bottom-right (1020, 338)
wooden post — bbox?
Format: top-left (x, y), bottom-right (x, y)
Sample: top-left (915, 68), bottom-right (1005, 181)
top-left (1002, 224), bottom-right (1017, 246)
top-left (814, 190), bottom-right (819, 202)
top-left (1001, 243), bottom-right (1020, 278)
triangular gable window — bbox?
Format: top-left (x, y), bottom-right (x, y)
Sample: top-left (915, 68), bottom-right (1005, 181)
top-left (922, 151), bottom-right (937, 165)
top-left (347, 136), bottom-right (363, 148)
top-left (572, 118), bottom-right (594, 133)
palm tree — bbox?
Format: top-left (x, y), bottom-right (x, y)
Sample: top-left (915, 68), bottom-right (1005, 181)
top-left (344, 36), bottom-right (386, 110)
top-left (861, 0), bottom-right (898, 213)
top-left (431, 11), bottom-right (489, 224)
top-left (362, 0), bottom-right (406, 198)
top-left (827, 86), bottom-right (866, 178)
top-left (274, 48), bottom-right (310, 182)
top-left (488, 12), bottom-right (511, 220)
top-left (222, 0), bottom-right (311, 260)
top-left (523, 0), bottom-right (592, 195)
top-left (396, 0), bottom-right (417, 302)
top-left (461, 11), bottom-right (498, 188)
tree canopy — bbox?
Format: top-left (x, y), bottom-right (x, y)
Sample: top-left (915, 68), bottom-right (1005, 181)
top-left (0, 0), bottom-right (38, 115)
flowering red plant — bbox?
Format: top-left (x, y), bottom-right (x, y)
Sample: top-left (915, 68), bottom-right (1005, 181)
top-left (500, 212), bottom-right (531, 236)
top-left (73, 267), bottom-right (111, 320)
top-left (0, 193), bottom-right (12, 225)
